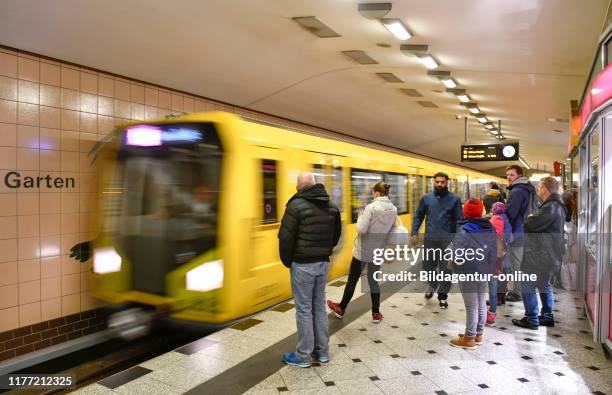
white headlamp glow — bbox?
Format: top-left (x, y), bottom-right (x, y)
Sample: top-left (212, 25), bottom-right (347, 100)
top-left (93, 247), bottom-right (122, 274)
top-left (186, 260), bottom-right (224, 292)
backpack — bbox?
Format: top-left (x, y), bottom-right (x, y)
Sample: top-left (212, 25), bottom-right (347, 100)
top-left (524, 189), bottom-right (542, 220)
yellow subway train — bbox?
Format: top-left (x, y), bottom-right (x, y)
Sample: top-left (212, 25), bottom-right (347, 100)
top-left (88, 111), bottom-right (503, 328)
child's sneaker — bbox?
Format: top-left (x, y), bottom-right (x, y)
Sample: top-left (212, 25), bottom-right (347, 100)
top-left (450, 335), bottom-right (476, 349)
top-left (327, 300), bottom-right (344, 319)
top-left (486, 311), bottom-right (496, 326)
top-left (372, 312), bottom-right (383, 323)
top-left (282, 352), bottom-right (311, 367)
top-left (313, 353), bottom-right (329, 364)
top-left (458, 333), bottom-right (483, 344)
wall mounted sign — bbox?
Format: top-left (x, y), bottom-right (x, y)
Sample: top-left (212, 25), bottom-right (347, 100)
top-left (461, 143), bottom-right (519, 162)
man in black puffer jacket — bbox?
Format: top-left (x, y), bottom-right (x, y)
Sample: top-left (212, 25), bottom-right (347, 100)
top-left (278, 172), bottom-right (341, 367)
top-left (512, 177), bottom-right (566, 330)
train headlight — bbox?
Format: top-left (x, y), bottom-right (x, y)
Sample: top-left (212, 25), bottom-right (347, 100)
top-left (93, 247), bottom-right (122, 274)
top-left (186, 259), bottom-right (224, 292)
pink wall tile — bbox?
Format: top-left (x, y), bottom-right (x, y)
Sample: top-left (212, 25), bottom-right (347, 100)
top-left (40, 214), bottom-right (60, 236)
top-left (79, 112), bottom-right (97, 133)
top-left (41, 256), bottom-right (61, 278)
top-left (19, 280), bottom-right (41, 304)
top-left (130, 84), bottom-right (144, 104)
top-left (39, 193), bottom-right (60, 214)
top-left (40, 63), bottom-right (60, 86)
top-left (41, 277), bottom-right (60, 300)
top-left (80, 72), bottom-right (97, 94)
top-left (17, 215), bottom-right (39, 238)
top-left (60, 253), bottom-right (80, 275)
top-left (61, 273), bottom-right (80, 295)
top-left (60, 67), bottom-right (79, 90)
top-left (39, 84), bottom-right (60, 107)
top-left (0, 52), bottom-right (18, 78)
top-left (61, 294), bottom-right (80, 316)
top-left (98, 76), bottom-right (114, 97)
top-left (16, 147), bottom-right (39, 170)
top-left (60, 193), bottom-right (79, 213)
top-left (39, 106), bottom-right (60, 129)
top-left (17, 237), bottom-right (40, 260)
top-left (40, 235), bottom-right (60, 258)
top-left (18, 80), bottom-right (39, 104)
top-left (0, 284), bottom-right (18, 309)
top-left (0, 98), bottom-right (17, 123)
top-left (0, 122), bottom-right (17, 147)
top-left (115, 80), bottom-right (130, 101)
top-left (0, 307), bottom-right (19, 332)
top-left (41, 298), bottom-right (61, 321)
top-left (17, 102), bottom-right (39, 126)
top-left (80, 92), bottom-right (97, 113)
top-left (60, 130), bottom-right (79, 152)
top-left (19, 302), bottom-right (41, 326)
top-left (60, 88), bottom-right (80, 111)
top-left (60, 151), bottom-right (79, 172)
top-left (0, 194), bottom-right (17, 216)
top-left (0, 146), bottom-right (17, 169)
top-left (39, 128), bottom-right (60, 150)
top-left (0, 216), bottom-right (17, 239)
top-left (171, 94), bottom-right (183, 111)
top-left (0, 75), bottom-right (17, 101)
top-left (17, 57), bottom-right (39, 82)
top-left (18, 259), bottom-right (40, 282)
top-left (0, 261), bottom-right (18, 286)
top-left (17, 193), bottom-right (39, 215)
top-left (0, 239), bottom-right (18, 262)
top-left (17, 125), bottom-right (39, 149)
top-left (40, 149), bottom-right (60, 171)
top-left (60, 109), bottom-right (79, 130)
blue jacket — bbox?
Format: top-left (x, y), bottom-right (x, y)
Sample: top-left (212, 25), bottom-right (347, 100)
top-left (505, 177), bottom-right (535, 246)
top-left (451, 217), bottom-right (497, 274)
top-left (412, 189), bottom-right (462, 241)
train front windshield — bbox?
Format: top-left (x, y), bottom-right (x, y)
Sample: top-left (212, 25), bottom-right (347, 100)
top-left (102, 123), bottom-right (222, 295)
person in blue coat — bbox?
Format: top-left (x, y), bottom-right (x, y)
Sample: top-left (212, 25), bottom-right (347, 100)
top-left (411, 172), bottom-right (463, 308)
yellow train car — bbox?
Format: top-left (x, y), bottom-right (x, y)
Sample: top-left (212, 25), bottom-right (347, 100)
top-left (89, 111), bottom-right (503, 328)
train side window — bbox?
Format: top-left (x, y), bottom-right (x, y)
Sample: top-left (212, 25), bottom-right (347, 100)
top-left (425, 176), bottom-right (434, 194)
top-left (384, 172), bottom-right (408, 214)
top-left (261, 159), bottom-right (278, 224)
top-left (313, 164), bottom-right (343, 213)
top-left (350, 169), bottom-right (383, 223)
top-left (411, 175), bottom-right (424, 212)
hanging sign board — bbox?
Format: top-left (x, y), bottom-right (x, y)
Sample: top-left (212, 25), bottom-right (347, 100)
top-left (461, 143), bottom-right (519, 162)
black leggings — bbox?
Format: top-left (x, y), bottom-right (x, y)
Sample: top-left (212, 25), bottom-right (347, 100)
top-left (339, 257), bottom-right (381, 314)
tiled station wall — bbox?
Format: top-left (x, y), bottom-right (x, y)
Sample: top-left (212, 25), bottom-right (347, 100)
top-left (0, 46), bottom-right (327, 359)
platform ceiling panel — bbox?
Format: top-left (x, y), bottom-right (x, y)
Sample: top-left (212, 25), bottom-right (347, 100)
top-left (0, 0), bottom-right (607, 171)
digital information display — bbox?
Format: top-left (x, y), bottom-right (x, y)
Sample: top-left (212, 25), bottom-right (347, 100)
top-left (461, 143), bottom-right (519, 162)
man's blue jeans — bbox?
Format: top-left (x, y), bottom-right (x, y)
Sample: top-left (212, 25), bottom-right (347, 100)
top-left (290, 261), bottom-right (330, 361)
top-left (521, 271), bottom-right (554, 325)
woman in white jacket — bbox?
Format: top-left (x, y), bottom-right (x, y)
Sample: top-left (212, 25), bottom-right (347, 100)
top-left (327, 181), bottom-right (398, 323)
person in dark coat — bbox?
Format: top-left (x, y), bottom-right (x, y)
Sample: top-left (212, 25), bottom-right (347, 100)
top-left (504, 165), bottom-right (536, 301)
top-left (512, 177), bottom-right (566, 330)
top-left (411, 172), bottom-right (463, 308)
top-left (278, 172), bottom-right (341, 367)
top-left (483, 183), bottom-right (503, 213)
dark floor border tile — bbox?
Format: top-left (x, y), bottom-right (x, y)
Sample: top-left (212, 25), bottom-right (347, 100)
top-left (99, 366), bottom-right (152, 389)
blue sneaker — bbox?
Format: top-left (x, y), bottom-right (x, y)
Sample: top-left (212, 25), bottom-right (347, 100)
top-left (283, 352), bottom-right (311, 368)
top-left (313, 353), bottom-right (329, 364)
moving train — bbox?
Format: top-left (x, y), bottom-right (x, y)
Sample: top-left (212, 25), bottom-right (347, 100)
top-left (87, 111), bottom-right (503, 330)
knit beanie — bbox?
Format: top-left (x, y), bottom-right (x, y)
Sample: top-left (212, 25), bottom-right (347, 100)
top-left (463, 197), bottom-right (484, 218)
top-left (491, 201), bottom-right (506, 215)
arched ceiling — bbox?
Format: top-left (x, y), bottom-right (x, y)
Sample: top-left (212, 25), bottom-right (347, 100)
top-left (0, 0), bottom-right (608, 173)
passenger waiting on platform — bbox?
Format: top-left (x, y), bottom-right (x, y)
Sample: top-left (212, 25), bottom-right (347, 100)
top-left (327, 181), bottom-right (398, 323)
top-left (504, 165), bottom-right (536, 302)
top-left (512, 177), bottom-right (566, 330)
top-left (278, 172), bottom-right (341, 367)
top-left (449, 198), bottom-right (497, 349)
top-left (483, 183), bottom-right (503, 213)
top-left (486, 202), bottom-right (513, 326)
top-left (412, 172), bottom-right (463, 308)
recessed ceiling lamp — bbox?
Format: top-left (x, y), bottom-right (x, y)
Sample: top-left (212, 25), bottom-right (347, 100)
top-left (401, 44), bottom-right (439, 69)
top-left (400, 88), bottom-right (423, 97)
top-left (476, 114), bottom-right (488, 123)
top-left (484, 123), bottom-right (495, 129)
top-left (427, 70), bottom-right (457, 88)
top-left (341, 50), bottom-right (378, 64)
top-left (292, 17), bottom-right (341, 38)
top-left (376, 72), bottom-right (403, 82)
top-left (358, 3), bottom-right (392, 19)
top-left (381, 18), bottom-right (412, 40)
top-left (461, 102), bottom-right (480, 114)
top-left (447, 88), bottom-right (470, 103)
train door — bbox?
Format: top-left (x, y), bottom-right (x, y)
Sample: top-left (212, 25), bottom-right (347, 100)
top-left (246, 146), bottom-right (289, 308)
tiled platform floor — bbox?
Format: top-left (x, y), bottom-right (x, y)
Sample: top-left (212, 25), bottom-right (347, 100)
top-left (74, 266), bottom-right (611, 395)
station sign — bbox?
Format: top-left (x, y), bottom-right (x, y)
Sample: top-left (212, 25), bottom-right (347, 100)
top-left (461, 143), bottom-right (519, 162)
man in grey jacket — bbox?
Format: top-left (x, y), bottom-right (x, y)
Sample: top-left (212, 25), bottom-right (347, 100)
top-left (411, 172), bottom-right (462, 308)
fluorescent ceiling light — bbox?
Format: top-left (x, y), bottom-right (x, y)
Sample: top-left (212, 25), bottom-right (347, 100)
top-left (381, 19), bottom-right (412, 40)
top-left (417, 54), bottom-right (439, 69)
top-left (490, 129), bottom-right (499, 135)
top-left (457, 94), bottom-right (470, 102)
top-left (519, 156), bottom-right (531, 169)
top-left (441, 77), bottom-right (456, 88)
top-left (468, 106), bottom-right (480, 114)
top-left (477, 115), bottom-right (488, 123)
top-left (485, 123), bottom-right (494, 129)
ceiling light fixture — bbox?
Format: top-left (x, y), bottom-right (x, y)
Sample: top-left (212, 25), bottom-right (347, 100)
top-left (381, 18), bottom-right (412, 40)
top-left (292, 17), bottom-right (341, 38)
top-left (519, 156), bottom-right (531, 169)
top-left (427, 70), bottom-right (457, 88)
top-left (485, 123), bottom-right (495, 129)
top-left (446, 88), bottom-right (470, 103)
top-left (416, 54), bottom-right (439, 69)
top-left (477, 115), bottom-right (488, 123)
top-left (341, 50), bottom-right (378, 64)
top-left (441, 77), bottom-right (457, 88)
top-left (358, 3), bottom-right (392, 19)
top-left (461, 102), bottom-right (480, 113)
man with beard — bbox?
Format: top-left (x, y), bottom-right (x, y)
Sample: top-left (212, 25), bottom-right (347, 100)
top-left (412, 172), bottom-right (463, 308)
